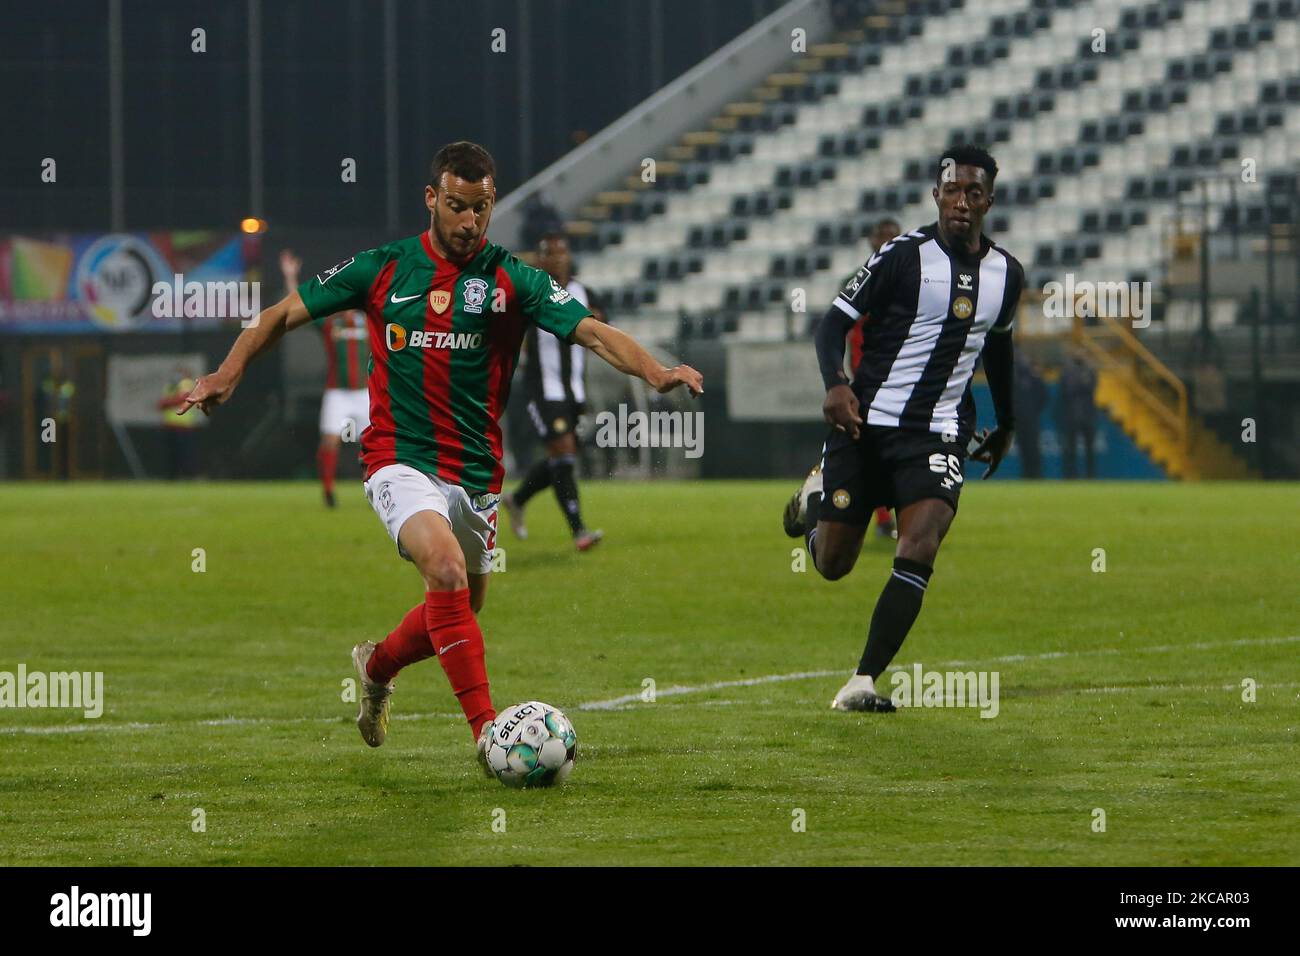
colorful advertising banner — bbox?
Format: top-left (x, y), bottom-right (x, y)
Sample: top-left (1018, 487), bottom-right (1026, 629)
top-left (0, 232), bottom-right (261, 333)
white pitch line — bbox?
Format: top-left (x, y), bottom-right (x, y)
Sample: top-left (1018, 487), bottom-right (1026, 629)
top-left (576, 634), bottom-right (1300, 711)
top-left (1076, 681), bottom-right (1300, 695)
top-left (2, 635), bottom-right (1295, 735)
top-left (0, 710), bottom-right (464, 737)
top-left (577, 669), bottom-right (842, 711)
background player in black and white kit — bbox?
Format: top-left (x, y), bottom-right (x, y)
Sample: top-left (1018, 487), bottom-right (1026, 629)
top-left (784, 145), bottom-right (1024, 712)
top-left (502, 233), bottom-right (604, 551)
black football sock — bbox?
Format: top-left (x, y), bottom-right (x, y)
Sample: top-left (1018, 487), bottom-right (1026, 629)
top-left (857, 557), bottom-right (933, 679)
top-left (803, 491), bottom-right (824, 570)
top-left (549, 455), bottom-right (585, 534)
top-left (513, 458), bottom-right (552, 506)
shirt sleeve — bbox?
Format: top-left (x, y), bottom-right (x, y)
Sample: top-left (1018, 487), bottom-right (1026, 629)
top-left (833, 238), bottom-right (902, 319)
top-left (990, 254), bottom-right (1025, 334)
top-left (507, 258), bottom-right (592, 341)
top-left (297, 250), bottom-right (383, 320)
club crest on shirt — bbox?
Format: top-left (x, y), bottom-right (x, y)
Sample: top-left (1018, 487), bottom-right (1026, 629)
top-left (429, 289), bottom-right (451, 314)
top-left (952, 296), bottom-right (974, 320)
top-left (462, 278), bottom-right (489, 314)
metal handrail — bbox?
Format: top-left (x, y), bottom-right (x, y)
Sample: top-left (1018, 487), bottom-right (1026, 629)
top-left (1073, 313), bottom-right (1190, 460)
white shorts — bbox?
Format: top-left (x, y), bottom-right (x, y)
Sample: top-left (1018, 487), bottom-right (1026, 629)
top-left (363, 463), bottom-right (499, 574)
top-left (320, 388), bottom-right (370, 438)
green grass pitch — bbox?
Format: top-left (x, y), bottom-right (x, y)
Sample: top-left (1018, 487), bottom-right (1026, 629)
top-left (0, 479), bottom-right (1296, 866)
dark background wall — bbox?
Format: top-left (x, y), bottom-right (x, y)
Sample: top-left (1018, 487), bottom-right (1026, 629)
top-left (1, 0), bottom-right (783, 232)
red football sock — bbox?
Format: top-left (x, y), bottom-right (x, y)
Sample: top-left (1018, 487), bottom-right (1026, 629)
top-left (426, 589), bottom-right (495, 738)
top-left (366, 602), bottom-right (434, 685)
top-left (874, 506), bottom-right (892, 525)
top-left (317, 445), bottom-right (338, 496)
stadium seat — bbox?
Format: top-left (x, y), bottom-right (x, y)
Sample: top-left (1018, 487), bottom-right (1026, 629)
top-left (571, 0), bottom-right (1300, 334)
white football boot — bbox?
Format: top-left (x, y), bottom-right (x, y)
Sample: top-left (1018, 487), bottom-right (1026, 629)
top-left (830, 673), bottom-right (897, 713)
top-left (351, 641), bottom-right (394, 747)
top-left (573, 528), bottom-right (604, 552)
top-left (501, 492), bottom-right (528, 540)
top-left (782, 464), bottom-right (823, 538)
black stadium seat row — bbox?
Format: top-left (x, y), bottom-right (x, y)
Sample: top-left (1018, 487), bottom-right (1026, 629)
top-left (861, 100), bottom-right (925, 127)
top-left (642, 254), bottom-right (705, 282)
top-left (603, 193), bottom-right (668, 225)
top-left (607, 282), bottom-right (660, 312)
top-left (775, 161), bottom-right (838, 189)
top-left (991, 91), bottom-right (1057, 121)
top-left (587, 0), bottom-right (1298, 313)
top-left (1258, 76), bottom-right (1300, 103)
top-left (1018, 76), bottom-right (1300, 289)
top-left (705, 49), bottom-right (1298, 323)
top-left (731, 189), bottom-right (795, 218)
top-left (575, 0), bottom-right (1049, 254)
top-left (858, 186), bottom-right (925, 213)
top-left (814, 215), bottom-right (879, 248)
top-left (1208, 22), bottom-right (1276, 51)
top-left (1118, 0), bottom-right (1186, 30)
top-left (880, 8), bottom-right (1286, 223)
top-left (833, 0), bottom-right (966, 31)
top-left (989, 9), bottom-right (1054, 38)
top-left (722, 279), bottom-right (793, 311)
top-left (1036, 61), bottom-right (1101, 90)
top-left (584, 0), bottom-right (1126, 260)
top-left (1123, 83), bottom-right (1190, 112)
top-left (776, 74), bottom-right (843, 104)
top-left (1251, 0), bottom-right (1297, 17)
top-left (1219, 197), bottom-right (1300, 230)
top-left (1214, 106), bottom-right (1287, 138)
top-left (769, 251), bottom-right (834, 280)
top-left (1034, 148), bottom-right (1104, 177)
top-left (687, 221), bottom-right (749, 249)
top-left (738, 104), bottom-right (801, 134)
top-left (1074, 32), bottom-right (1143, 58)
top-left (1078, 209), bottom-right (1149, 233)
top-left (904, 72), bottom-right (968, 98)
top-left (818, 129), bottom-right (883, 159)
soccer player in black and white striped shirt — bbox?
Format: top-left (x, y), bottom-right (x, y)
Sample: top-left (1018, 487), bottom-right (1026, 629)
top-left (784, 145), bottom-right (1024, 712)
top-left (502, 233), bottom-right (604, 551)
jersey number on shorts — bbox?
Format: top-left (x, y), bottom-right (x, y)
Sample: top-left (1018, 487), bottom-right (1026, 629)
top-left (928, 453), bottom-right (964, 486)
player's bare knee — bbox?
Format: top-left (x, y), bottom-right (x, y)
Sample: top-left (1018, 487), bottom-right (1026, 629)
top-left (896, 533), bottom-right (939, 567)
top-left (416, 552), bottom-right (468, 592)
top-left (819, 560), bottom-right (852, 581)
top-left (816, 547), bottom-right (857, 581)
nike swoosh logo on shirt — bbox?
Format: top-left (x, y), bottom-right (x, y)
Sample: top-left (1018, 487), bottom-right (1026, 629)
top-left (390, 292), bottom-right (422, 303)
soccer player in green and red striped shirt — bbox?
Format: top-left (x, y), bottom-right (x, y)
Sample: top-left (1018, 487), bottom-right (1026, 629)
top-left (182, 142), bottom-right (702, 773)
top-left (279, 249), bottom-right (371, 508)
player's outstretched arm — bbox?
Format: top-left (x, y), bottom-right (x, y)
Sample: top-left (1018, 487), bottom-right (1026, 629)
top-left (573, 316), bottom-right (703, 396)
top-left (181, 291), bottom-right (313, 415)
top-left (814, 305), bottom-right (863, 438)
top-left (971, 331), bottom-right (1015, 478)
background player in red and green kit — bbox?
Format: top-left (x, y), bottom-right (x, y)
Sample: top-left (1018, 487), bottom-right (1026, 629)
top-left (279, 249), bottom-right (370, 508)
top-left (182, 142), bottom-right (703, 771)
